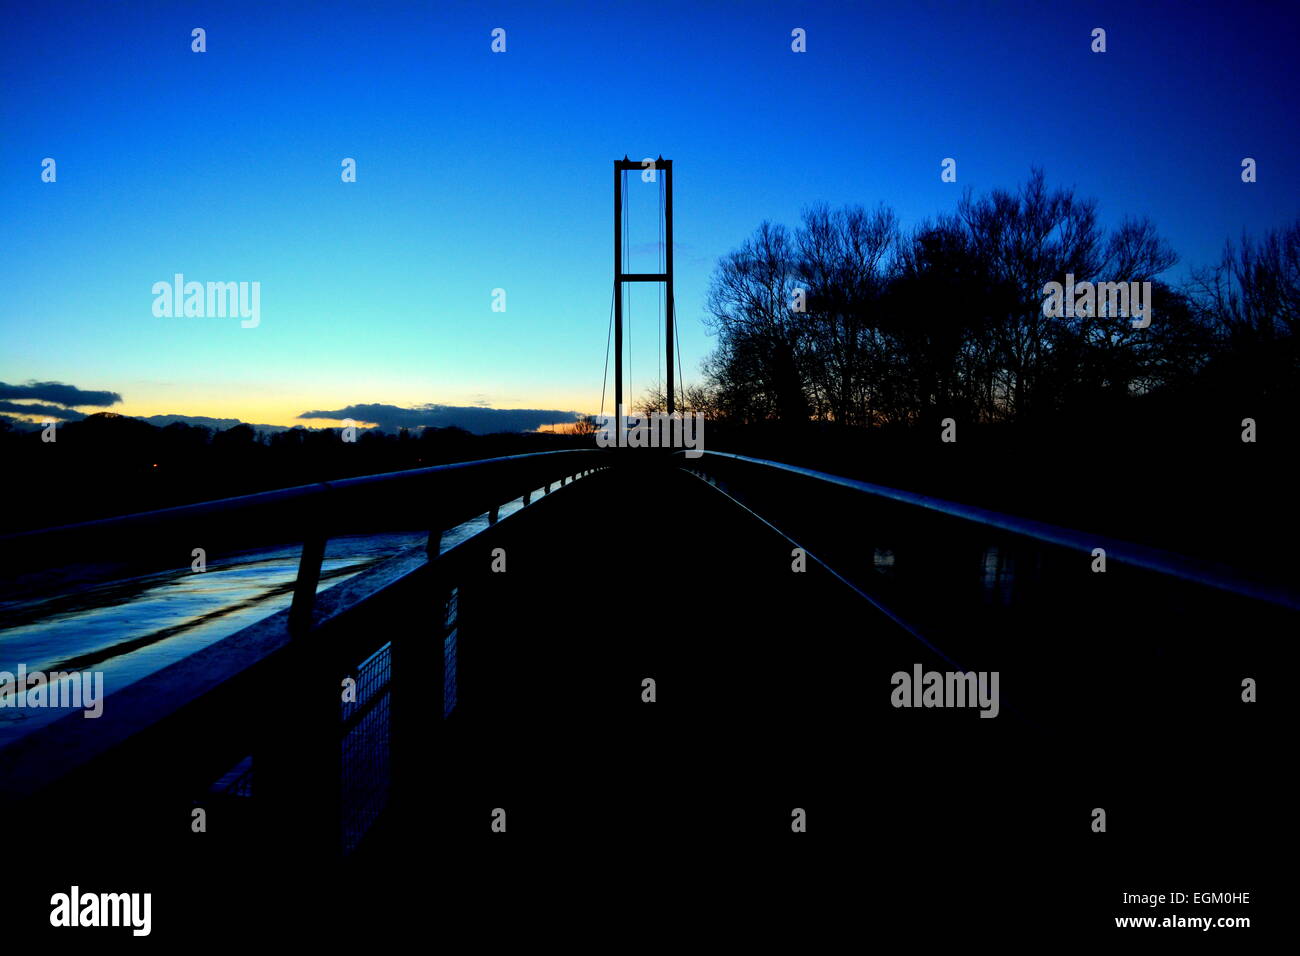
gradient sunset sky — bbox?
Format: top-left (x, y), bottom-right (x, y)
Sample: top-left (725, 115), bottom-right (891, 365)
top-left (2, 0), bottom-right (1297, 429)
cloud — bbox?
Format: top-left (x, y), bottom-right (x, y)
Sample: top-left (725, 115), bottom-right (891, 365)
top-left (297, 403), bottom-right (582, 435)
top-left (0, 381), bottom-right (123, 408)
top-left (0, 400), bottom-right (86, 421)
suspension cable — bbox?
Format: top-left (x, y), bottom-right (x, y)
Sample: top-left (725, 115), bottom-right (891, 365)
top-left (624, 169), bottom-right (631, 414)
top-left (599, 279), bottom-right (615, 424)
top-left (674, 290), bottom-right (685, 412)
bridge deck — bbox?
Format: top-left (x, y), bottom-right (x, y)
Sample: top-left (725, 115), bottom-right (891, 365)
top-left (10, 459), bottom-right (1272, 931)
top-left (357, 463), bottom-right (1024, 872)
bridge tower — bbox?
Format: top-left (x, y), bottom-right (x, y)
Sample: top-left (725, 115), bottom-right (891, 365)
top-left (613, 156), bottom-right (675, 445)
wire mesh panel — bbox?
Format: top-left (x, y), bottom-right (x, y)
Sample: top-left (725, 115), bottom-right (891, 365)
top-left (444, 587), bottom-right (459, 719)
top-left (341, 641), bottom-right (392, 853)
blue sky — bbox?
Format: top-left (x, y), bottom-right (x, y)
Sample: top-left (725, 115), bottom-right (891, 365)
top-left (2, 0), bottom-right (1296, 428)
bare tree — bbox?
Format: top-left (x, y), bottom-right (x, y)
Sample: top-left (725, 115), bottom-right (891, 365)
top-left (700, 169), bottom-right (1212, 428)
top-left (704, 221), bottom-right (811, 423)
top-left (571, 414), bottom-right (600, 438)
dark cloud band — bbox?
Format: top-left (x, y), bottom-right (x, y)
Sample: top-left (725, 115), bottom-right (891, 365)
top-left (0, 381), bottom-right (123, 408)
top-left (297, 403), bottom-right (581, 435)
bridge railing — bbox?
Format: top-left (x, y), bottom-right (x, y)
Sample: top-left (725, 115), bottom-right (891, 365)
top-left (0, 448), bottom-right (610, 858)
top-left (677, 450), bottom-right (1295, 732)
top-left (1, 448), bottom-right (609, 585)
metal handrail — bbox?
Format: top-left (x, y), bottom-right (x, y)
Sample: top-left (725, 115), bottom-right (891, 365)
top-left (0, 449), bottom-right (609, 802)
top-left (678, 450), bottom-right (1300, 612)
top-left (0, 449), bottom-right (609, 579)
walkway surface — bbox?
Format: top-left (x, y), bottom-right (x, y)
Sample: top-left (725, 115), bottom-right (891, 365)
top-left (355, 463), bottom-right (1045, 892)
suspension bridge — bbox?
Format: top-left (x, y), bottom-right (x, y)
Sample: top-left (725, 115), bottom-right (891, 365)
top-left (0, 160), bottom-right (1289, 929)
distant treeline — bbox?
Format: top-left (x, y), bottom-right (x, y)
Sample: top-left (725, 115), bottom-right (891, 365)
top-left (0, 417), bottom-right (587, 533)
top-left (643, 169), bottom-right (1299, 429)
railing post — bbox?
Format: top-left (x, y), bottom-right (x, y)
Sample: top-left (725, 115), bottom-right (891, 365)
top-left (257, 529), bottom-right (343, 868)
top-left (289, 534), bottom-right (326, 634)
